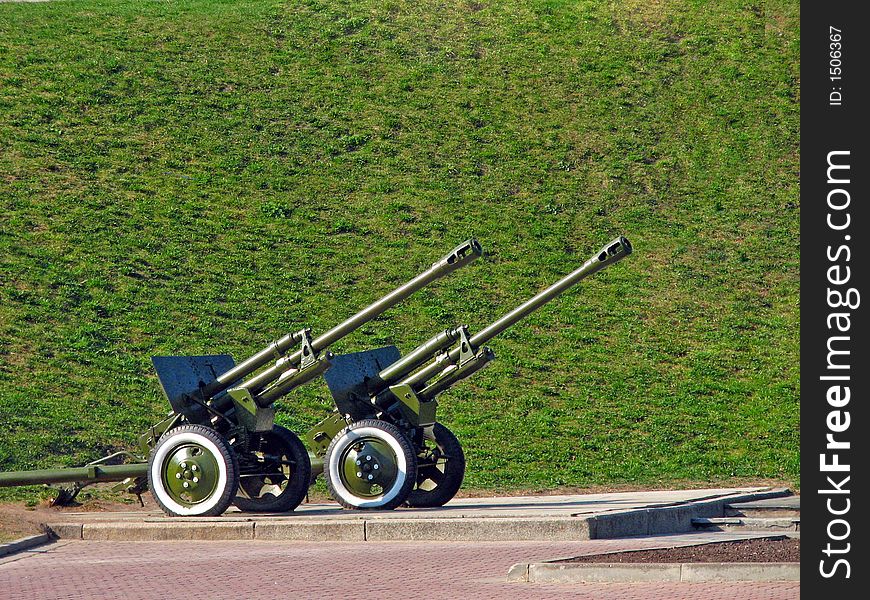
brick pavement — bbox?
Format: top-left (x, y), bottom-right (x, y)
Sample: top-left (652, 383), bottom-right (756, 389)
top-left (0, 538), bottom-right (799, 599)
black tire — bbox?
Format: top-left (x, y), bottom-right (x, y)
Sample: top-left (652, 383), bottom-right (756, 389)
top-left (234, 425), bottom-right (312, 513)
top-left (405, 423), bottom-right (465, 508)
top-left (148, 424), bottom-right (239, 517)
top-left (325, 419), bottom-right (417, 510)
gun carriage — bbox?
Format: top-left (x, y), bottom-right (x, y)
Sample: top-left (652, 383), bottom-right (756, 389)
top-left (1, 237), bottom-right (632, 516)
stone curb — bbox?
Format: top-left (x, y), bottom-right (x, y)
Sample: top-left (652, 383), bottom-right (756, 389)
top-left (0, 533), bottom-right (52, 558)
top-left (43, 488), bottom-right (791, 543)
top-left (365, 517), bottom-right (591, 542)
top-left (82, 521), bottom-right (254, 541)
top-left (508, 561), bottom-right (800, 583)
top-left (692, 516), bottom-right (800, 532)
top-left (45, 517), bottom-right (591, 542)
top-left (586, 488), bottom-right (790, 538)
top-left (255, 520), bottom-right (365, 541)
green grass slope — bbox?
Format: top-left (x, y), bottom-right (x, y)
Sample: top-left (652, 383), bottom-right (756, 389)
top-left (0, 0), bottom-right (799, 497)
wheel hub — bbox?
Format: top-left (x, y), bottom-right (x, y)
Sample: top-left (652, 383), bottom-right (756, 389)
top-left (164, 444), bottom-right (219, 504)
top-left (340, 439), bottom-right (398, 497)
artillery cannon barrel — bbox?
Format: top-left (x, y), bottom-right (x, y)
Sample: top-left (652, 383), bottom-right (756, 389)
top-left (395, 236), bottom-right (632, 390)
top-left (254, 353), bottom-right (333, 406)
top-left (308, 239), bottom-right (482, 354)
top-left (468, 236), bottom-right (631, 348)
top-left (378, 326), bottom-right (464, 384)
top-left (204, 331), bottom-right (305, 396)
top-left (417, 347), bottom-right (495, 399)
top-left (205, 239), bottom-right (482, 398)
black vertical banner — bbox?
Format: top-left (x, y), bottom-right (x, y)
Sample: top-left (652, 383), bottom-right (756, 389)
top-left (802, 1), bottom-right (869, 595)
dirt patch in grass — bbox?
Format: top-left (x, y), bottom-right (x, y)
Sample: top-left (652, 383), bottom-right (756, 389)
top-left (0, 503), bottom-right (59, 542)
top-left (563, 537), bottom-right (800, 563)
top-left (0, 497), bottom-right (150, 541)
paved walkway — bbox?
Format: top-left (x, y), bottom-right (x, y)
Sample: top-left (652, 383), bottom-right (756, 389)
top-left (1, 535), bottom-right (799, 599)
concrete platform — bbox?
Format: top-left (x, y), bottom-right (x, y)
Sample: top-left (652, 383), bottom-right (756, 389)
top-left (726, 495), bottom-right (800, 518)
top-left (44, 487), bottom-right (789, 542)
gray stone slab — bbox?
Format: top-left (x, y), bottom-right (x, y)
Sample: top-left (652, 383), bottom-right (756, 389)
top-left (693, 517), bottom-right (799, 531)
top-left (82, 521), bottom-right (253, 541)
top-left (646, 503), bottom-right (712, 535)
top-left (42, 487), bottom-right (791, 543)
top-left (726, 496), bottom-right (800, 510)
top-left (693, 517), bottom-right (743, 526)
top-left (506, 563), bottom-right (529, 582)
top-left (143, 516), bottom-right (254, 524)
top-left (586, 490), bottom-right (790, 539)
top-left (587, 508), bottom-right (649, 538)
top-left (365, 517), bottom-right (591, 542)
top-left (0, 533), bottom-right (51, 557)
top-left (254, 520), bottom-right (364, 542)
top-left (45, 523), bottom-right (83, 539)
top-left (725, 495), bottom-right (800, 518)
top-left (50, 488), bottom-right (779, 523)
top-left (529, 562), bottom-right (682, 583)
top-left (681, 562), bottom-right (800, 582)
top-left (521, 561), bottom-right (799, 583)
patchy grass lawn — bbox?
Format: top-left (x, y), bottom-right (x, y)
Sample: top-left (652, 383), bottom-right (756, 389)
top-left (0, 0), bottom-right (799, 500)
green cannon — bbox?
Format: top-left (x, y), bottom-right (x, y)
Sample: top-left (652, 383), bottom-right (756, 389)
top-left (308, 235), bottom-right (632, 509)
top-left (0, 236), bottom-right (632, 516)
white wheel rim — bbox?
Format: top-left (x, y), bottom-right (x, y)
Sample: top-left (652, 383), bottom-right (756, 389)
top-left (150, 432), bottom-right (228, 516)
top-left (328, 426), bottom-right (408, 508)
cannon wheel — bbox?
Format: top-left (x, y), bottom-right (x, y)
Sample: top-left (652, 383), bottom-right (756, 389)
top-left (405, 423), bottom-right (465, 508)
top-left (233, 425), bottom-right (311, 513)
top-left (325, 419), bottom-right (417, 510)
top-left (148, 424), bottom-right (239, 517)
